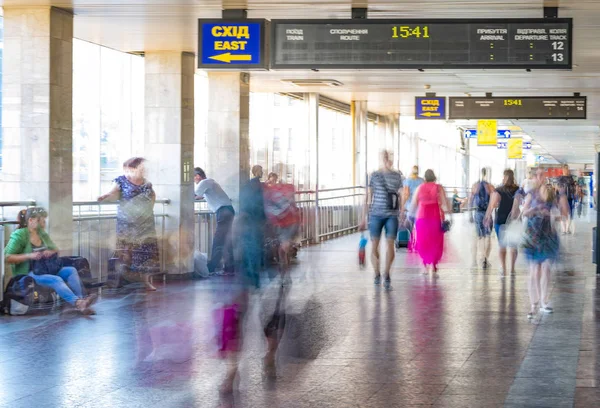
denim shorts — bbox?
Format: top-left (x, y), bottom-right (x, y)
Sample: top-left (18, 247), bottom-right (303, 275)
top-left (369, 215), bottom-right (399, 240)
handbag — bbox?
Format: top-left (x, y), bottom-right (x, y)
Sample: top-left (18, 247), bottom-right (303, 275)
top-left (379, 174), bottom-right (399, 211)
top-left (441, 219), bottom-right (452, 233)
top-left (31, 253), bottom-right (63, 276)
top-left (500, 214), bottom-right (525, 248)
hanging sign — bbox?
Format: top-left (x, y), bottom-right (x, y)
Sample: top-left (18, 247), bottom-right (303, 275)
top-left (477, 120), bottom-right (498, 146)
top-left (415, 97), bottom-right (446, 119)
top-left (198, 19), bottom-right (267, 69)
top-left (464, 129), bottom-right (511, 139)
top-left (508, 139), bottom-right (524, 159)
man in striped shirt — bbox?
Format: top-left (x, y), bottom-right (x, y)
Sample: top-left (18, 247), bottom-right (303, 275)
top-left (360, 150), bottom-right (403, 290)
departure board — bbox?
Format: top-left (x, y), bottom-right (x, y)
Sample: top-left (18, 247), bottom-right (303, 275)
top-left (449, 96), bottom-right (586, 119)
top-left (272, 19), bottom-right (572, 69)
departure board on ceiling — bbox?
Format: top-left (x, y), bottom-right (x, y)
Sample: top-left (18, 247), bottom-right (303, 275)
top-left (449, 96), bottom-right (586, 119)
top-left (271, 19), bottom-right (572, 69)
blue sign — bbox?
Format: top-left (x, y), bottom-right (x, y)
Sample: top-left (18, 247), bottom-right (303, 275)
top-left (415, 97), bottom-right (446, 120)
top-left (497, 141), bottom-right (507, 149)
top-left (198, 20), bottom-right (265, 68)
top-left (464, 129), bottom-right (512, 139)
top-left (524, 142), bottom-right (532, 150)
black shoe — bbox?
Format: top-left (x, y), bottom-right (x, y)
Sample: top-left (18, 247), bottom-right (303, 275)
top-left (482, 259), bottom-right (490, 269)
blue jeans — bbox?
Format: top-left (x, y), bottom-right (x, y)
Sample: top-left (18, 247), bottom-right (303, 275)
top-left (27, 267), bottom-right (84, 305)
top-left (369, 215), bottom-right (399, 240)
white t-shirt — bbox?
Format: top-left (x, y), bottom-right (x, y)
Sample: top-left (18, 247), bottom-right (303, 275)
top-left (195, 178), bottom-right (232, 213)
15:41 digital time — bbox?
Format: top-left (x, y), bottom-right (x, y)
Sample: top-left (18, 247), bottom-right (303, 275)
top-left (391, 26), bottom-right (430, 39)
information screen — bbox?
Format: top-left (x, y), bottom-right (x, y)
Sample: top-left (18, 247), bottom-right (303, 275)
top-left (449, 96), bottom-right (586, 120)
top-left (272, 19), bottom-right (572, 69)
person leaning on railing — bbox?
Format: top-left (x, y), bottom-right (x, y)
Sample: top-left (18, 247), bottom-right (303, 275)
top-left (4, 207), bottom-right (97, 315)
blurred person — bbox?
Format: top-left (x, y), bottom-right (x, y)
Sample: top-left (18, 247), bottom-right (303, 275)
top-left (411, 169), bottom-right (450, 274)
top-left (484, 169), bottom-right (520, 278)
top-left (452, 189), bottom-right (467, 213)
top-left (575, 184), bottom-right (585, 218)
top-left (263, 174), bottom-right (300, 283)
top-left (194, 167), bottom-right (235, 275)
top-left (4, 207), bottom-right (97, 314)
top-left (522, 169), bottom-right (567, 319)
top-left (359, 150), bottom-right (403, 290)
top-left (237, 165), bottom-right (267, 288)
top-left (469, 168), bottom-right (495, 269)
top-left (403, 165), bottom-right (424, 250)
top-left (266, 172), bottom-right (279, 186)
top-left (557, 164), bottom-right (576, 234)
top-left (99, 157), bottom-right (160, 291)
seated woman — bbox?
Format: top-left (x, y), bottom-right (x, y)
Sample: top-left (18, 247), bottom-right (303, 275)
top-left (452, 189), bottom-right (467, 213)
top-left (4, 207), bottom-right (97, 315)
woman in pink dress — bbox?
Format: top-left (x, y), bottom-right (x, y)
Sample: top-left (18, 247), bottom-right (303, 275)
top-left (411, 169), bottom-right (451, 274)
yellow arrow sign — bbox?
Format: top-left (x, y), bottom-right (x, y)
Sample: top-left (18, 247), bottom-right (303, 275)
top-left (209, 53), bottom-right (252, 63)
top-left (420, 112), bottom-right (441, 117)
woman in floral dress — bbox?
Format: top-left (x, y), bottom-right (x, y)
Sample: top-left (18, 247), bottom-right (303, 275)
top-left (99, 157), bottom-right (160, 291)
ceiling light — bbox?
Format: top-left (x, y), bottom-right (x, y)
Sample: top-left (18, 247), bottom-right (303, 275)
top-left (280, 79), bottom-right (343, 87)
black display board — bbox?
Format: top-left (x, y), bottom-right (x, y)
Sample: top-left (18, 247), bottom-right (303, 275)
top-left (271, 19), bottom-right (572, 69)
top-left (449, 96), bottom-right (586, 119)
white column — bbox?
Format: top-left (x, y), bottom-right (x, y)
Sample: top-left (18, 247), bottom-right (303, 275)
top-left (206, 72), bottom-right (251, 209)
top-left (2, 7), bottom-right (73, 251)
top-left (352, 101), bottom-right (368, 186)
top-left (306, 93), bottom-right (319, 243)
top-left (144, 52), bottom-right (195, 275)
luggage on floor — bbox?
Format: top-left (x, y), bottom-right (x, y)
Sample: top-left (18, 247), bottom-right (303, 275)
top-left (1, 275), bottom-right (35, 315)
top-left (396, 228), bottom-right (410, 249)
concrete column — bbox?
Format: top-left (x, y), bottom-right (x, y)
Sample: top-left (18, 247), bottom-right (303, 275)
top-left (144, 52), bottom-right (195, 275)
top-left (514, 160), bottom-right (528, 185)
top-left (306, 93), bottom-right (319, 243)
top-left (206, 72), bottom-right (250, 208)
top-left (352, 101), bottom-right (368, 186)
top-left (2, 7), bottom-right (73, 251)
top-left (387, 114), bottom-right (400, 169)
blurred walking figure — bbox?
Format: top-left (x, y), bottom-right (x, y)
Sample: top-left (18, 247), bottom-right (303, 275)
top-left (557, 164), bottom-right (576, 234)
top-left (360, 150), bottom-right (403, 290)
top-left (522, 169), bottom-right (566, 319)
top-left (194, 167), bottom-right (235, 274)
top-left (576, 184), bottom-right (585, 218)
top-left (469, 168), bottom-right (495, 269)
top-left (484, 169), bottom-right (521, 278)
top-left (411, 169), bottom-right (450, 274)
top-left (99, 157), bottom-right (160, 291)
top-left (263, 173), bottom-right (300, 283)
top-left (237, 165), bottom-right (267, 288)
top-left (403, 165), bottom-right (424, 251)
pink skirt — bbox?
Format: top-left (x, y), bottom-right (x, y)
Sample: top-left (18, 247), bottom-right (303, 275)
top-left (415, 218), bottom-right (444, 266)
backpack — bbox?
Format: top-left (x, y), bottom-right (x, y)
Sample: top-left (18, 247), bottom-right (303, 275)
top-left (474, 181), bottom-right (490, 212)
top-left (2, 275), bottom-right (35, 315)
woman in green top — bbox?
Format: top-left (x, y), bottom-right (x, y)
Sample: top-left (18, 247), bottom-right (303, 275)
top-left (4, 207), bottom-right (97, 314)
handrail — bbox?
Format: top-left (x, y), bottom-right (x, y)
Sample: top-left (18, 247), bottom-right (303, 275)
top-left (0, 201), bottom-right (36, 207)
top-left (73, 199), bottom-right (171, 206)
top-left (72, 214), bottom-right (169, 222)
top-left (296, 186), bottom-right (364, 194)
top-left (0, 221), bottom-right (20, 226)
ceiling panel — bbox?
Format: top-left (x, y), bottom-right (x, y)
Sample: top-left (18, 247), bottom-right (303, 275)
top-left (1, 0), bottom-right (599, 163)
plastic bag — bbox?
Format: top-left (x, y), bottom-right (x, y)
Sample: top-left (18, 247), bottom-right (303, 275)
top-left (146, 321), bottom-right (195, 363)
top-left (193, 251), bottom-right (209, 279)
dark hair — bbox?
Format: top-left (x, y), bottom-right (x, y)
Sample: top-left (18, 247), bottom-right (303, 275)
top-left (123, 157), bottom-right (145, 169)
top-left (17, 209), bottom-right (27, 229)
top-left (503, 169), bottom-right (516, 188)
top-left (424, 169), bottom-right (437, 182)
top-left (195, 167), bottom-right (206, 179)
top-left (481, 167), bottom-right (488, 178)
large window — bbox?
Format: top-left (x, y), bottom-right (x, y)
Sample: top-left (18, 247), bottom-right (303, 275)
top-left (0, 16), bottom-right (3, 171)
top-left (72, 40), bottom-right (144, 200)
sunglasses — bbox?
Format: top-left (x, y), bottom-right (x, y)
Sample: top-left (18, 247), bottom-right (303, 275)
top-left (27, 207), bottom-right (48, 218)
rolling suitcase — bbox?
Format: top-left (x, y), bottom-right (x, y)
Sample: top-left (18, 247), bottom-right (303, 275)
top-left (396, 227), bottom-right (410, 249)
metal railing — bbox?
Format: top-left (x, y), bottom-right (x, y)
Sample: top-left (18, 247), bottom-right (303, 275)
top-left (72, 200), bottom-right (170, 284)
top-left (194, 200), bottom-right (216, 255)
top-left (297, 186), bottom-right (366, 243)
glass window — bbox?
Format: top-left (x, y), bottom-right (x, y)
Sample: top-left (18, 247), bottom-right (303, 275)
top-left (72, 39), bottom-right (144, 200)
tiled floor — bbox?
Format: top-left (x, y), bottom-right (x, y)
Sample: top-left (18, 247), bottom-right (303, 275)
top-left (1, 213), bottom-right (599, 407)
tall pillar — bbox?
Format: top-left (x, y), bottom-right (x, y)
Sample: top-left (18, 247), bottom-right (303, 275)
top-left (306, 93), bottom-right (319, 243)
top-left (352, 101), bottom-right (368, 186)
top-left (387, 114), bottom-right (400, 169)
top-left (206, 72), bottom-right (250, 208)
top-left (144, 52), bottom-right (195, 275)
top-left (2, 7), bottom-right (73, 251)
